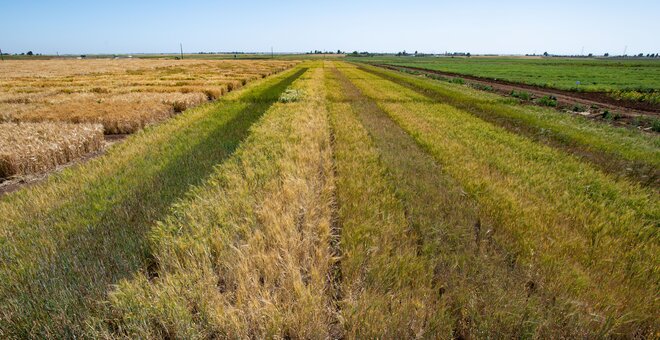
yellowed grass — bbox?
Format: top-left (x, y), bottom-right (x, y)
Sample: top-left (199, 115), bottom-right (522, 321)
top-left (0, 59), bottom-right (297, 133)
top-left (0, 122), bottom-right (104, 178)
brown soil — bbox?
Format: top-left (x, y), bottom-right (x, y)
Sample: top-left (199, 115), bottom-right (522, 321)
top-left (377, 64), bottom-right (659, 131)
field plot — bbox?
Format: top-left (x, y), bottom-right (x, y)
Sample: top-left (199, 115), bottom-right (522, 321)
top-left (0, 60), bottom-right (658, 338)
top-left (0, 122), bottom-right (103, 178)
top-left (338, 62), bottom-right (659, 336)
top-left (0, 59), bottom-right (295, 182)
top-left (355, 56), bottom-right (660, 111)
top-left (0, 64), bottom-right (306, 337)
top-left (0, 59), bottom-right (296, 133)
top-left (357, 63), bottom-right (660, 187)
top-left (358, 56), bottom-right (660, 92)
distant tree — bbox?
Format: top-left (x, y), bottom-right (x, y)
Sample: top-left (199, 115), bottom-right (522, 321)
top-left (337, 49), bottom-right (342, 54)
top-left (352, 51), bottom-right (358, 55)
top-left (588, 53), bottom-right (593, 57)
top-left (543, 51), bottom-right (549, 57)
top-left (466, 52), bottom-right (471, 57)
top-left (638, 53), bottom-right (644, 57)
top-left (604, 53), bottom-right (609, 57)
top-left (26, 51), bottom-right (33, 56)
top-left (414, 50), bottom-right (418, 55)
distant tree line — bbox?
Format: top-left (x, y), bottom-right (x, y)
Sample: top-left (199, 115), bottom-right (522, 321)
top-left (350, 51), bottom-right (374, 57)
top-left (14, 51), bottom-right (41, 56)
top-left (527, 51), bottom-right (660, 58)
top-left (306, 50), bottom-right (345, 54)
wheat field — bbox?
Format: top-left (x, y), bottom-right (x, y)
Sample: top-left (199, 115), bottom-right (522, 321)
top-left (0, 59), bottom-right (296, 133)
top-left (0, 59), bottom-right (296, 179)
top-left (0, 61), bottom-right (657, 338)
top-left (0, 122), bottom-right (104, 178)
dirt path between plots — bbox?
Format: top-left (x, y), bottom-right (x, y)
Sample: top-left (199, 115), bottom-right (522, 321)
top-left (0, 134), bottom-right (129, 197)
top-left (376, 64), bottom-right (659, 130)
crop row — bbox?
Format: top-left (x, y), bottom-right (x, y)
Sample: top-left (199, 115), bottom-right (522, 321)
top-left (0, 61), bottom-right (656, 338)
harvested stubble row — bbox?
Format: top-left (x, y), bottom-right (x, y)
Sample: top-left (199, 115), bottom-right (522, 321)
top-left (0, 59), bottom-right (297, 134)
top-left (0, 122), bottom-right (103, 178)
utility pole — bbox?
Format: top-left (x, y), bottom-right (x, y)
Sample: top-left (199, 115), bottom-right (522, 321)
top-left (271, 46), bottom-right (274, 59)
top-left (180, 43), bottom-right (184, 60)
top-left (0, 48), bottom-right (4, 61)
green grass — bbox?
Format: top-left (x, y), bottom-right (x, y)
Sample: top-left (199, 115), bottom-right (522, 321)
top-left (0, 65), bottom-right (304, 337)
top-left (356, 63), bottom-right (660, 187)
top-left (350, 56), bottom-right (660, 93)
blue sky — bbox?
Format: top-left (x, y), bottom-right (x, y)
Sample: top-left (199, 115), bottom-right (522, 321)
top-left (3, 0), bottom-right (659, 55)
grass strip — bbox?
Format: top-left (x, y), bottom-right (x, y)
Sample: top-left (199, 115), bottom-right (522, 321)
top-left (325, 62), bottom-right (446, 337)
